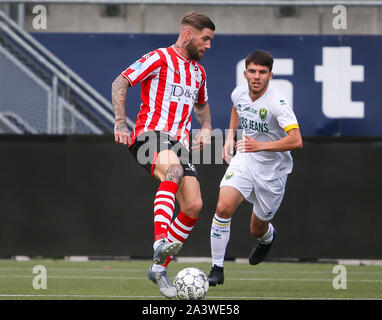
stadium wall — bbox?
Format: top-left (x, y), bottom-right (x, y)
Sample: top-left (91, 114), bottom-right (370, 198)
top-left (0, 135), bottom-right (381, 260)
top-left (31, 33), bottom-right (382, 136)
top-left (16, 4), bottom-right (382, 35)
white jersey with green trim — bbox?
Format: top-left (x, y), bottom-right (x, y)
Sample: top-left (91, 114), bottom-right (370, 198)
top-left (231, 83), bottom-right (299, 180)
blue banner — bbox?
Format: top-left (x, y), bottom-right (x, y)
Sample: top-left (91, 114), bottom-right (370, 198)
top-left (33, 33), bottom-right (381, 136)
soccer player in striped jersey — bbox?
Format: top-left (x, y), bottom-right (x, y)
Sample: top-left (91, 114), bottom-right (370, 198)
top-left (208, 50), bottom-right (303, 286)
top-left (111, 12), bottom-right (215, 298)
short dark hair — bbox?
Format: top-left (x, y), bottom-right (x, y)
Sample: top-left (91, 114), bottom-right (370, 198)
top-left (245, 50), bottom-right (274, 72)
top-left (181, 11), bottom-right (215, 31)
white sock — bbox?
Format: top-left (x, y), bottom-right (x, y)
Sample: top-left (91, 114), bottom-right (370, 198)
top-left (257, 223), bottom-right (274, 244)
top-left (210, 213), bottom-right (232, 267)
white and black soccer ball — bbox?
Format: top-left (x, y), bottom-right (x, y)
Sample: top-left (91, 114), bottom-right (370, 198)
top-left (173, 267), bottom-right (209, 300)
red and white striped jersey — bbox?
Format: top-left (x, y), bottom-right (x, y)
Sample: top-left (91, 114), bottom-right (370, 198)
top-left (121, 46), bottom-right (208, 150)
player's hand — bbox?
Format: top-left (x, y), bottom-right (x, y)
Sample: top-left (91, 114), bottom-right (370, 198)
top-left (236, 135), bottom-right (263, 153)
top-left (114, 120), bottom-right (131, 145)
top-left (222, 138), bottom-right (235, 164)
top-left (191, 127), bottom-right (212, 152)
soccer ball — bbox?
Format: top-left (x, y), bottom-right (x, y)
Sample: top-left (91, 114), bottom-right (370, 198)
top-left (173, 267), bottom-right (209, 300)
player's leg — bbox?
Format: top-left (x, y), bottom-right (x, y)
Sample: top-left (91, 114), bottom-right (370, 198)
top-left (161, 175), bottom-right (202, 268)
top-left (130, 131), bottom-right (184, 257)
top-left (131, 132), bottom-right (185, 298)
top-left (174, 175), bottom-right (202, 229)
top-left (208, 186), bottom-right (244, 286)
top-left (249, 213), bottom-right (272, 238)
top-left (248, 175), bottom-right (287, 265)
top-left (151, 149), bottom-right (184, 264)
top-left (248, 213), bottom-right (276, 265)
top-left (208, 157), bottom-right (254, 286)
top-left (151, 176), bottom-right (201, 297)
top-left (212, 186), bottom-right (244, 266)
top-left (148, 148), bottom-right (185, 299)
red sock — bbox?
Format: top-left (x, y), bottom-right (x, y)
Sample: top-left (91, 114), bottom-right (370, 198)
top-left (162, 211), bottom-right (198, 267)
top-left (154, 181), bottom-right (178, 241)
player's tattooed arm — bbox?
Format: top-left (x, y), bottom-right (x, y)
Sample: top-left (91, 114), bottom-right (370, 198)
top-left (192, 102), bottom-right (212, 151)
top-left (193, 102), bottom-right (212, 130)
top-left (111, 75), bottom-right (131, 145)
top-left (112, 75), bottom-right (129, 121)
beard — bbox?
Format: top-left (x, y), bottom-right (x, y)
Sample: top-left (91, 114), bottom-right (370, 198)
top-left (186, 39), bottom-right (202, 61)
top-left (252, 79), bottom-right (269, 95)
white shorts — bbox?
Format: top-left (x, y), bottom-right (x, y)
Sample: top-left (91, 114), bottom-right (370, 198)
top-left (220, 157), bottom-right (287, 221)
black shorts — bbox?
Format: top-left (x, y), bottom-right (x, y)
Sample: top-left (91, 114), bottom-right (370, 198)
top-left (128, 131), bottom-right (198, 178)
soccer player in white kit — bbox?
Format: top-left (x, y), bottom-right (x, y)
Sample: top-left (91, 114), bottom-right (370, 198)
top-left (208, 50), bottom-right (303, 286)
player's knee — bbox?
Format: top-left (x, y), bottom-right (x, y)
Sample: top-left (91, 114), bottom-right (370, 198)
top-left (164, 164), bottom-right (184, 185)
top-left (183, 198), bottom-right (203, 218)
top-left (250, 225), bottom-right (262, 238)
top-left (216, 201), bottom-right (235, 219)
top-left (249, 221), bottom-right (268, 238)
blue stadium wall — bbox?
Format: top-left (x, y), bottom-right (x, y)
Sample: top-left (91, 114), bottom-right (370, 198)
top-left (33, 33), bottom-right (382, 136)
top-left (1, 33), bottom-right (381, 259)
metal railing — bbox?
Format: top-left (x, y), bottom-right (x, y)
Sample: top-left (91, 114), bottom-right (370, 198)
top-left (0, 9), bottom-right (134, 134)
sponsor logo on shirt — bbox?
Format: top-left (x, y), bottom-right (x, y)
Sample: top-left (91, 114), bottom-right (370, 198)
top-left (170, 84), bottom-right (198, 104)
top-left (239, 116), bottom-right (269, 132)
top-left (243, 106), bottom-right (258, 114)
top-left (130, 61), bottom-right (142, 71)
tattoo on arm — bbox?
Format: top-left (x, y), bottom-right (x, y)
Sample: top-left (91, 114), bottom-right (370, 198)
top-left (194, 102), bottom-right (212, 129)
top-left (165, 164), bottom-right (184, 185)
top-left (115, 121), bottom-right (129, 133)
top-left (111, 75), bottom-right (129, 121)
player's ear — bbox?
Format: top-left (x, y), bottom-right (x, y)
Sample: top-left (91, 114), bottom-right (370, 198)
top-left (186, 28), bottom-right (193, 41)
top-left (244, 70), bottom-right (248, 80)
top-left (269, 71), bottom-right (273, 80)
top-left (180, 24), bottom-right (193, 42)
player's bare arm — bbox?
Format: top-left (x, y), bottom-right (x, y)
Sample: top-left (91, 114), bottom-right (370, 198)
top-left (192, 102), bottom-right (213, 151)
top-left (223, 107), bottom-right (240, 163)
top-left (236, 128), bottom-right (303, 153)
top-left (111, 75), bottom-right (131, 145)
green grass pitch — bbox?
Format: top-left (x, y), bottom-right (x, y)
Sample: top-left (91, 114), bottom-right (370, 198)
top-left (0, 259), bottom-right (381, 300)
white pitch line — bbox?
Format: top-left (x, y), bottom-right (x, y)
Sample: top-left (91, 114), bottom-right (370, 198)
top-left (0, 274), bottom-right (381, 282)
top-left (0, 267), bottom-right (146, 273)
top-left (0, 294), bottom-right (162, 299)
top-left (231, 278), bottom-right (382, 282)
top-left (0, 275), bottom-right (147, 280)
top-left (1, 267), bottom-right (382, 276)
